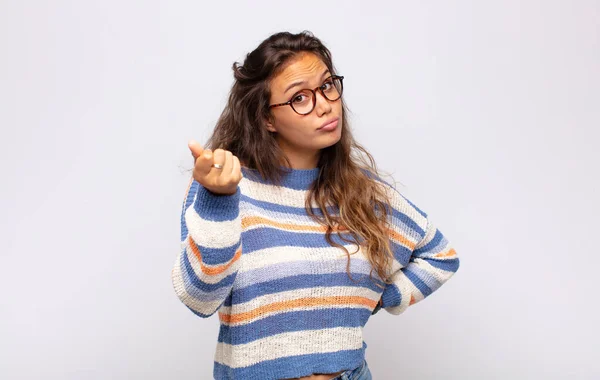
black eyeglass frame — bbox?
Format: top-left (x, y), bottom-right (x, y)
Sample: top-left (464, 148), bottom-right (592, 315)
top-left (268, 75), bottom-right (345, 115)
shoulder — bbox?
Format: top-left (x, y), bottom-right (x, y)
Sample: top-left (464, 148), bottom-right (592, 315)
top-left (367, 170), bottom-right (429, 233)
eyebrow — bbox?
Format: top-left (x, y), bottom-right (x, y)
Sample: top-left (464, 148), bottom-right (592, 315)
top-left (283, 69), bottom-right (331, 94)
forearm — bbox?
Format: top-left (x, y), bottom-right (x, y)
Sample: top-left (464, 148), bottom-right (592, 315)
top-left (380, 218), bottom-right (460, 315)
top-left (171, 179), bottom-right (243, 317)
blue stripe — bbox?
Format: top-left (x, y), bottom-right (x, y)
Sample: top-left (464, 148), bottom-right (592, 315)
top-left (241, 227), bottom-right (358, 253)
top-left (218, 308), bottom-right (372, 345)
top-left (389, 207), bottom-right (425, 236)
top-left (226, 272), bottom-right (384, 306)
top-left (214, 348), bottom-right (365, 380)
top-left (427, 257), bottom-right (460, 272)
top-left (190, 241), bottom-right (241, 266)
top-left (407, 265), bottom-right (442, 292)
top-left (180, 213), bottom-right (188, 242)
top-left (180, 253), bottom-right (233, 303)
top-left (180, 182), bottom-right (199, 241)
top-left (413, 228), bottom-right (444, 256)
top-left (381, 282), bottom-right (401, 308)
top-left (193, 184), bottom-right (240, 222)
top-left (181, 249), bottom-right (237, 293)
top-left (241, 194), bottom-right (336, 216)
top-left (404, 267), bottom-right (433, 297)
top-left (182, 280), bottom-right (231, 303)
top-left (390, 240), bottom-right (412, 267)
top-left (185, 181), bottom-right (199, 209)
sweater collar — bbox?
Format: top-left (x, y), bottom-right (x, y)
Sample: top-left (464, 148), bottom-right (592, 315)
top-left (241, 166), bottom-right (320, 190)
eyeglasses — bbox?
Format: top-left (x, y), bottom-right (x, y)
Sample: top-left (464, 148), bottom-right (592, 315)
top-left (269, 75), bottom-right (344, 115)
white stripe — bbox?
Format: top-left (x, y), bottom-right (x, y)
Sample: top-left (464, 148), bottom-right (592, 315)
top-left (242, 201), bottom-right (318, 224)
top-left (382, 184), bottom-right (428, 232)
top-left (411, 257), bottom-right (457, 285)
top-left (414, 219), bottom-right (437, 250)
top-left (240, 178), bottom-right (323, 208)
top-left (239, 244), bottom-right (366, 272)
top-left (171, 254), bottom-right (230, 315)
top-left (214, 326), bottom-right (364, 368)
top-left (185, 205), bottom-right (241, 249)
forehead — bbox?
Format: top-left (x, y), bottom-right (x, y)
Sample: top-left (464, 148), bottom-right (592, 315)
top-left (271, 53), bottom-right (328, 91)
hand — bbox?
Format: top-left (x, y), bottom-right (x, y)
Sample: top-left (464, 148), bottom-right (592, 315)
top-left (188, 140), bottom-right (243, 196)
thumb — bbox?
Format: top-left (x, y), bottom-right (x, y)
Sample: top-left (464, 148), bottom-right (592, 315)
top-left (188, 140), bottom-right (204, 160)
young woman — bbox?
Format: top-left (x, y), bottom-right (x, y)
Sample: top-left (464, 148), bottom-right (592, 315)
top-left (172, 31), bottom-right (460, 380)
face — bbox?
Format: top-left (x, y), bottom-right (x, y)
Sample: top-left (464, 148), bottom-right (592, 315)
top-left (266, 52), bottom-right (343, 168)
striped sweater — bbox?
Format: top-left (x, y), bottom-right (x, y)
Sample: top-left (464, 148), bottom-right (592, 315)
top-left (171, 166), bottom-right (460, 380)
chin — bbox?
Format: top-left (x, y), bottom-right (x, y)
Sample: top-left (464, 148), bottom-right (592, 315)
top-left (319, 132), bottom-right (342, 149)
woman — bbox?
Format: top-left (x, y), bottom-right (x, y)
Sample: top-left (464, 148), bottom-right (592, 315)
top-left (172, 31), bottom-right (460, 380)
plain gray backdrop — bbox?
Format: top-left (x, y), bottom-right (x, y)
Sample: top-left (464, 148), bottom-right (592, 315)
top-left (1, 0), bottom-right (599, 379)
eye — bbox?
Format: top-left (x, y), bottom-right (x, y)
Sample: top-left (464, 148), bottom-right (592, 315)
top-left (292, 93), bottom-right (309, 104)
top-left (321, 79), bottom-right (334, 91)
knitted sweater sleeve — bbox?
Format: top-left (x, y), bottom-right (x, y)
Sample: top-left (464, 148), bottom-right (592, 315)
top-left (378, 188), bottom-right (460, 315)
top-left (171, 178), bottom-right (243, 318)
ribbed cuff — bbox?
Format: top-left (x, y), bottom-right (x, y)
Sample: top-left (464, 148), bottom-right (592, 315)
top-left (193, 184), bottom-right (240, 221)
top-left (380, 283), bottom-right (401, 309)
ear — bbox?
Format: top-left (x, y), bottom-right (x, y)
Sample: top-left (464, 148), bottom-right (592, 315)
top-left (265, 117), bottom-right (277, 133)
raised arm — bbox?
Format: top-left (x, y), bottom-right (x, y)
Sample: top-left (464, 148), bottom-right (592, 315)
top-left (171, 142), bottom-right (244, 318)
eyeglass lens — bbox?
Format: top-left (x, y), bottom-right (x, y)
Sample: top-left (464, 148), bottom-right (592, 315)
top-left (291, 77), bottom-right (343, 115)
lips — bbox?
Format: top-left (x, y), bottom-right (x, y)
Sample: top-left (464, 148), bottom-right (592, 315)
top-left (318, 117), bottom-right (339, 130)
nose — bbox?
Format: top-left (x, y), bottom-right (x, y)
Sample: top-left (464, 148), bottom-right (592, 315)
top-left (314, 90), bottom-right (332, 116)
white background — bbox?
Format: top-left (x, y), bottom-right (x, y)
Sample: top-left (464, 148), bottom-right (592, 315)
top-left (1, 0), bottom-right (599, 378)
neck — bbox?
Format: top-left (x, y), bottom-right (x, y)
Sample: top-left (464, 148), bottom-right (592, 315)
top-left (275, 141), bottom-right (320, 169)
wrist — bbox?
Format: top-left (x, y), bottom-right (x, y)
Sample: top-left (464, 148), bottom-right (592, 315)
top-left (205, 187), bottom-right (237, 196)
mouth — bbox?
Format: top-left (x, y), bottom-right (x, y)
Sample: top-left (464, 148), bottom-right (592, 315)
top-left (317, 117), bottom-right (340, 131)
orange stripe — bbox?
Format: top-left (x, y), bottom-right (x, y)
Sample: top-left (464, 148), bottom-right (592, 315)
top-left (218, 296), bottom-right (378, 324)
top-left (388, 229), bottom-right (417, 250)
top-left (242, 216), bottom-right (348, 233)
top-left (242, 216), bottom-right (415, 250)
top-left (409, 294), bottom-right (416, 305)
top-left (435, 248), bottom-right (457, 258)
top-left (187, 235), bottom-right (242, 276)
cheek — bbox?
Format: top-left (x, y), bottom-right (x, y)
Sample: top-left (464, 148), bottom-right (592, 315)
top-left (335, 102), bottom-right (343, 116)
top-left (277, 115), bottom-right (312, 136)
top-left (272, 113), bottom-right (292, 132)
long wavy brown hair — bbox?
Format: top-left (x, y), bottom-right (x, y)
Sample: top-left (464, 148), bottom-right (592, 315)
top-left (205, 31), bottom-right (397, 288)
